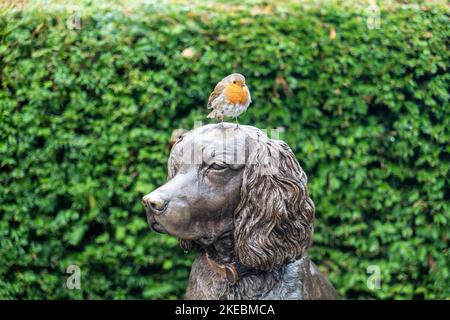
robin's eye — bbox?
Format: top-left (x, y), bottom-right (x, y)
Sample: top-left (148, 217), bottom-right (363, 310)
top-left (233, 81), bottom-right (236, 84)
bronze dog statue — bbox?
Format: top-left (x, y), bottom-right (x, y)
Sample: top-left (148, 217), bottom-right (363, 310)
top-left (143, 123), bottom-right (338, 299)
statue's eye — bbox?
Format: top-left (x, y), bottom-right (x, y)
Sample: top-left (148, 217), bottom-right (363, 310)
top-left (209, 163), bottom-right (227, 171)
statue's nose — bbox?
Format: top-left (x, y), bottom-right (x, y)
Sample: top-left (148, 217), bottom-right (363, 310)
top-left (142, 193), bottom-right (168, 215)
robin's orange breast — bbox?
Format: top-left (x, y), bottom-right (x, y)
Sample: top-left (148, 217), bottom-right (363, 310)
top-left (224, 84), bottom-right (249, 105)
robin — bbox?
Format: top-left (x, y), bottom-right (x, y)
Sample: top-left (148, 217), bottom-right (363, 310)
top-left (207, 73), bottom-right (252, 127)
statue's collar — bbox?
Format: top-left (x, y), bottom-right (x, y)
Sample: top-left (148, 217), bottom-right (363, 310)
top-left (205, 252), bottom-right (261, 286)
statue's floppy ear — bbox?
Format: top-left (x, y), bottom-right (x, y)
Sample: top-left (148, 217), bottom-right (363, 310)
top-left (233, 139), bottom-right (314, 271)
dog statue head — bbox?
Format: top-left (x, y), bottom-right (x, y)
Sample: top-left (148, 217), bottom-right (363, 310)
top-left (143, 123), bottom-right (314, 272)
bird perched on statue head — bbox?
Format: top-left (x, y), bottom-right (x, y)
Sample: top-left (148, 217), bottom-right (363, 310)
top-left (207, 73), bottom-right (252, 127)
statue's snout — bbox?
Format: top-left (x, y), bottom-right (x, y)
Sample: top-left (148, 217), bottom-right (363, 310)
top-left (143, 191), bottom-right (169, 234)
top-left (142, 192), bottom-right (168, 216)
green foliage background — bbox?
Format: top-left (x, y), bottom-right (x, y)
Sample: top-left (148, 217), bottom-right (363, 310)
top-left (0, 1), bottom-right (449, 299)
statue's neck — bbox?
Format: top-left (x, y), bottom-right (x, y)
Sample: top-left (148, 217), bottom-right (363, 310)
top-left (201, 231), bottom-right (236, 264)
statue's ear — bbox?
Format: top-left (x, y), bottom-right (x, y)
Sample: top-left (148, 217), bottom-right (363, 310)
top-left (233, 139), bottom-right (314, 271)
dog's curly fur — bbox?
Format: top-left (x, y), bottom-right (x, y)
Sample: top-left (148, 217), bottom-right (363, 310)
top-left (144, 124), bottom-right (338, 299)
top-left (233, 137), bottom-right (315, 272)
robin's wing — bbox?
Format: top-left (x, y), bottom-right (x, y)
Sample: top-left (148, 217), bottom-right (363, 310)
top-left (207, 82), bottom-right (225, 109)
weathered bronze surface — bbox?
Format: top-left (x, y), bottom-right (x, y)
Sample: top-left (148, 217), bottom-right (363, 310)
top-left (143, 123), bottom-right (339, 299)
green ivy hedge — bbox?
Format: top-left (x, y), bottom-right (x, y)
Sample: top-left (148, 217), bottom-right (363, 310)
top-left (0, 1), bottom-right (449, 299)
